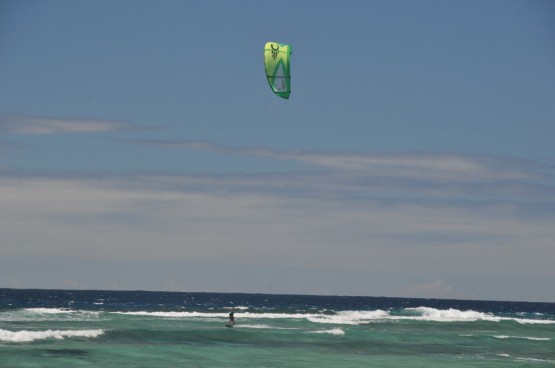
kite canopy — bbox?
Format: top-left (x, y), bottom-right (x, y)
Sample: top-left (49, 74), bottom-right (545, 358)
top-left (264, 42), bottom-right (291, 99)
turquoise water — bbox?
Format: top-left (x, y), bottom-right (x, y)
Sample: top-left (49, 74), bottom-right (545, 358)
top-left (1, 289), bottom-right (554, 367)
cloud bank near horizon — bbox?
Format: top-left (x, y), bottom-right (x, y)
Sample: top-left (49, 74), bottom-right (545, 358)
top-left (1, 141), bottom-right (554, 300)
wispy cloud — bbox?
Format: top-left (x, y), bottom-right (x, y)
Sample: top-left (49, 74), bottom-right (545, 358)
top-left (124, 139), bottom-right (551, 202)
top-left (128, 139), bottom-right (540, 179)
top-left (0, 113), bottom-right (137, 134)
top-left (1, 171), bottom-right (553, 281)
top-left (1, 154), bottom-right (554, 299)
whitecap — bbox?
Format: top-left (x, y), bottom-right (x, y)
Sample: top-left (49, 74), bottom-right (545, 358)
top-left (309, 328), bottom-right (345, 336)
top-left (113, 310), bottom-right (318, 320)
top-left (400, 307), bottom-right (555, 324)
top-left (24, 308), bottom-right (75, 314)
top-left (239, 324), bottom-right (298, 330)
top-left (113, 311), bottom-right (228, 318)
top-left (308, 310), bottom-right (389, 325)
top-left (515, 357), bottom-right (555, 363)
top-left (228, 306), bottom-right (249, 310)
top-left (494, 335), bottom-right (551, 341)
top-left (110, 308), bottom-right (555, 326)
top-left (237, 324), bottom-right (273, 329)
top-left (403, 307), bottom-right (497, 322)
top-left (0, 329), bottom-right (104, 343)
top-left (512, 318), bottom-right (555, 325)
top-left (1, 309), bottom-right (99, 322)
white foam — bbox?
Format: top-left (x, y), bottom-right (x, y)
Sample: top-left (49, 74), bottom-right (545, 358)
top-left (113, 311), bottom-right (229, 318)
top-left (0, 329), bottom-right (104, 343)
top-left (308, 310), bottom-right (390, 325)
top-left (24, 308), bottom-right (75, 314)
top-left (306, 308), bottom-right (507, 325)
top-left (494, 335), bottom-right (551, 341)
top-left (495, 353), bottom-right (554, 364)
top-left (511, 318), bottom-right (555, 325)
top-left (239, 324), bottom-right (298, 330)
top-left (400, 307), bottom-right (555, 324)
top-left (23, 308), bottom-right (99, 318)
top-left (238, 312), bottom-right (320, 320)
top-left (113, 310), bottom-right (318, 320)
top-left (110, 308), bottom-right (555, 325)
top-left (403, 307), bottom-right (497, 322)
top-left (237, 324), bottom-right (273, 329)
top-left (113, 311), bottom-right (349, 331)
top-left (309, 328), bottom-right (345, 336)
top-left (515, 357), bottom-right (555, 363)
top-left (0, 309), bottom-right (99, 322)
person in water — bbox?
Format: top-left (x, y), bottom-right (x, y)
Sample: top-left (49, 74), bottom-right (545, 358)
top-left (228, 308), bottom-right (235, 326)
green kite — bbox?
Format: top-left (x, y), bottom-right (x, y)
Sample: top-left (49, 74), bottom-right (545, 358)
top-left (264, 42), bottom-right (291, 99)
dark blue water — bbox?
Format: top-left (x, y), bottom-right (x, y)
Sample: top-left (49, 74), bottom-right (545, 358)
top-left (2, 288), bottom-right (553, 317)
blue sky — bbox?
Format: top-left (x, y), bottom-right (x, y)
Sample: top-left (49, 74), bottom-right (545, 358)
top-left (1, 0), bottom-right (554, 301)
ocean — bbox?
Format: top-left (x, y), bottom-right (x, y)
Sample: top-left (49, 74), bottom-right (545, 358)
top-left (0, 289), bottom-right (554, 367)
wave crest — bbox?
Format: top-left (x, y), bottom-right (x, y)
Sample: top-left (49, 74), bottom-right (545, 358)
top-left (0, 329), bottom-right (104, 343)
top-left (102, 307), bottom-right (555, 325)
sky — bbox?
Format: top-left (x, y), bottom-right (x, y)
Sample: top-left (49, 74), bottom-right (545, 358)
top-left (1, 0), bottom-right (554, 302)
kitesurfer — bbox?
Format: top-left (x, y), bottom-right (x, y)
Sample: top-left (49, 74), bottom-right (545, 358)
top-left (228, 308), bottom-right (235, 326)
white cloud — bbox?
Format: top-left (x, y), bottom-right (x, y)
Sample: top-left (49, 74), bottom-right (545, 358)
top-left (0, 113), bottom-right (135, 134)
top-left (129, 139), bottom-right (542, 183)
top-left (0, 146), bottom-right (554, 299)
top-left (1, 171), bottom-right (553, 273)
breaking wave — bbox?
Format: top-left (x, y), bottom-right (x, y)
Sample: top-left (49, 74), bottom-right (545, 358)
top-left (111, 307), bottom-right (555, 325)
top-left (309, 328), bottom-right (345, 336)
top-left (0, 329), bottom-right (104, 343)
top-left (493, 335), bottom-right (551, 341)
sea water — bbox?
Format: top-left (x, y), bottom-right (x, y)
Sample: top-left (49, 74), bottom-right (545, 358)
top-left (1, 289), bottom-right (554, 367)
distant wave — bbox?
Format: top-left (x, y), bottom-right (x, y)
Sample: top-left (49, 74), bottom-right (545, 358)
top-left (23, 308), bottom-right (100, 318)
top-left (306, 310), bottom-right (387, 325)
top-left (239, 324), bottom-right (299, 330)
top-left (0, 308), bottom-right (100, 322)
top-left (387, 307), bottom-right (555, 325)
top-left (309, 328), bottom-right (345, 336)
top-left (309, 308), bottom-right (555, 325)
top-left (0, 328), bottom-right (104, 343)
top-left (113, 311), bottom-right (230, 318)
top-left (113, 307), bottom-right (555, 325)
top-left (8, 307), bottom-right (554, 325)
top-left (496, 354), bottom-right (555, 364)
top-left (236, 324), bottom-right (274, 329)
top-left (493, 335), bottom-right (551, 341)
top-left (515, 357), bottom-right (555, 363)
top-left (24, 308), bottom-right (75, 314)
